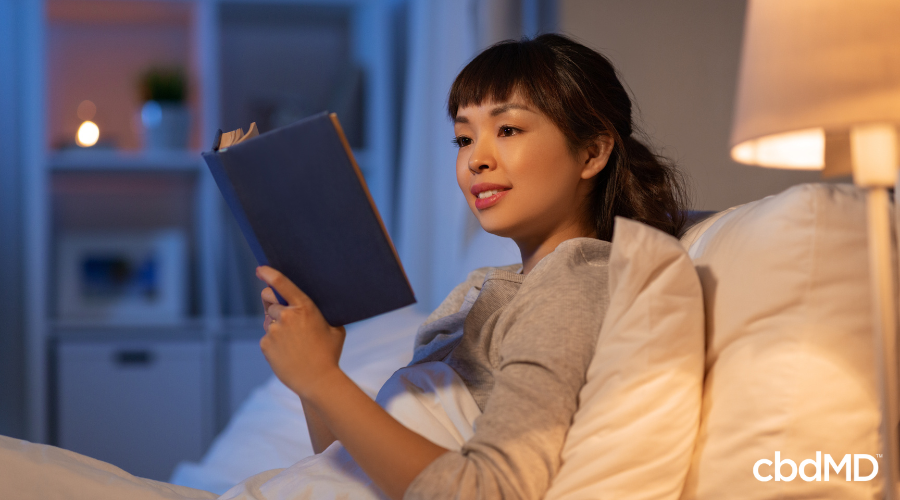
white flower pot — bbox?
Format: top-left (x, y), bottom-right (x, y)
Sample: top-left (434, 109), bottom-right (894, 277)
top-left (141, 101), bottom-right (190, 150)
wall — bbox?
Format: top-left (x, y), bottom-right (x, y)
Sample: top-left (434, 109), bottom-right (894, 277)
top-left (217, 4), bottom-right (358, 140)
top-left (46, 1), bottom-right (195, 151)
top-left (559, 0), bottom-right (825, 211)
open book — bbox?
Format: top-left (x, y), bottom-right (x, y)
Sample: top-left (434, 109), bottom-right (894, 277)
top-left (202, 112), bottom-right (415, 326)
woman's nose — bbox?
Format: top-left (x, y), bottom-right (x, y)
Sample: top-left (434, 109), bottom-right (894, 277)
top-left (468, 143), bottom-right (496, 173)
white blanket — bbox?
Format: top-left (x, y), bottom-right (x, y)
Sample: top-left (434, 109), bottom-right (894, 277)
top-left (219, 362), bottom-right (481, 500)
top-left (0, 362), bottom-right (481, 500)
top-left (0, 434), bottom-right (218, 500)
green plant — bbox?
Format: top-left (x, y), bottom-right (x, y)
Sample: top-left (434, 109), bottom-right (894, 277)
top-left (139, 66), bottom-right (187, 102)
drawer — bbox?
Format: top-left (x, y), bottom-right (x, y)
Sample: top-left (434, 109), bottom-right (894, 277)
top-left (56, 340), bottom-right (211, 481)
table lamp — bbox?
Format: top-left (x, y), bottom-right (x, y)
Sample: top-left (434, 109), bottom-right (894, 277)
top-left (729, 0), bottom-right (900, 496)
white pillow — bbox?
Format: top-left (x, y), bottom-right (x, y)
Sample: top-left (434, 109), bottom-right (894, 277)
top-left (679, 206), bottom-right (741, 251)
top-left (545, 216), bottom-right (705, 499)
top-left (678, 183), bottom-right (883, 499)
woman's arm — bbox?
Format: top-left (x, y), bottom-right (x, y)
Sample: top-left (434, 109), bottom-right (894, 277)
top-left (300, 400), bottom-right (335, 454)
top-left (303, 367), bottom-right (450, 499)
top-left (256, 266), bottom-right (449, 500)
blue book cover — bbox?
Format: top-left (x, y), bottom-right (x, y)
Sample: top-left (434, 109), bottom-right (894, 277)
top-left (202, 112), bottom-right (415, 326)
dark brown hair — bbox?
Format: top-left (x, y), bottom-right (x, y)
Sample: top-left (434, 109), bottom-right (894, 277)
top-left (448, 33), bottom-right (690, 240)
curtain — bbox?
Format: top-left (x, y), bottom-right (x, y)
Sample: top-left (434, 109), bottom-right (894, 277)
top-left (395, 0), bottom-right (524, 313)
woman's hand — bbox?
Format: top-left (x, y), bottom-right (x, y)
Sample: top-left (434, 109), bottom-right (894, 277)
top-left (256, 265), bottom-right (346, 400)
top-left (257, 266), bottom-right (447, 499)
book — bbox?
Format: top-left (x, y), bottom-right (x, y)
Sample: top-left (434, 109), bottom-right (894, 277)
top-left (202, 112), bottom-right (415, 326)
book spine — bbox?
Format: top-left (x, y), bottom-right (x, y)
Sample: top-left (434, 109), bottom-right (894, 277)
top-left (202, 151), bottom-right (287, 306)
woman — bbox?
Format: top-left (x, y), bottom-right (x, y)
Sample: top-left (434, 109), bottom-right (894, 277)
top-left (256, 33), bottom-right (688, 500)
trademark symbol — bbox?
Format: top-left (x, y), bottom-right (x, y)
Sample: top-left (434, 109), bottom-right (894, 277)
top-left (878, 454), bottom-right (883, 458)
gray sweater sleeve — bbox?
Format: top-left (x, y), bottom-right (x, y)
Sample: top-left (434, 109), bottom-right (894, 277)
top-left (404, 238), bottom-right (612, 500)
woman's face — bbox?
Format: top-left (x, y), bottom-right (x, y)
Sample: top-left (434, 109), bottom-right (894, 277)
top-left (453, 95), bottom-right (609, 245)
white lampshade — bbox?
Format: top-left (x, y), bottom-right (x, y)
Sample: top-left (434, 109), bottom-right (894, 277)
top-left (730, 0), bottom-right (900, 179)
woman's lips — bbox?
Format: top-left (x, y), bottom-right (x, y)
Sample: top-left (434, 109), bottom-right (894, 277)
top-left (475, 188), bottom-right (511, 209)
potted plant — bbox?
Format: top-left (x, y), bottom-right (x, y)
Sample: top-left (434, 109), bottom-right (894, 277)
top-left (139, 66), bottom-right (190, 150)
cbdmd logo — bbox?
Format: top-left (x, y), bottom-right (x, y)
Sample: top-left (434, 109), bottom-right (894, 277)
top-left (753, 452), bottom-right (878, 482)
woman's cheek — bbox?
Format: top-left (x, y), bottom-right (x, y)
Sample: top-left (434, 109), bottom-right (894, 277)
top-left (457, 168), bottom-right (475, 211)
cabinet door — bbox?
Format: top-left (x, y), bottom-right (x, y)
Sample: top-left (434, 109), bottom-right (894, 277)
top-left (227, 338), bottom-right (273, 417)
top-left (57, 340), bottom-right (211, 481)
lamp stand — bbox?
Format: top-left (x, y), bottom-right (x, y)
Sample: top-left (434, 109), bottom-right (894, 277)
top-left (867, 185), bottom-right (899, 498)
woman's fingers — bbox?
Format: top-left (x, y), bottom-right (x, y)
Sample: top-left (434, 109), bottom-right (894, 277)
top-left (261, 287), bottom-right (278, 331)
top-left (261, 286), bottom-right (279, 310)
top-left (266, 302), bottom-right (286, 322)
top-left (256, 266), bottom-right (313, 308)
top-left (253, 269), bottom-right (346, 400)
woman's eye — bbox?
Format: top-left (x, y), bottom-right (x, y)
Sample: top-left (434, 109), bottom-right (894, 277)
top-left (452, 136), bottom-right (472, 148)
top-left (499, 126), bottom-right (518, 137)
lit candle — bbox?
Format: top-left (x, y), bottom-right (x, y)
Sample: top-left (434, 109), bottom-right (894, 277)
top-left (76, 120), bottom-right (99, 147)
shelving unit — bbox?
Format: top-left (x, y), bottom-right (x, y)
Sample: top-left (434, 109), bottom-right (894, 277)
top-left (48, 150), bottom-right (204, 172)
top-left (21, 0), bottom-right (403, 481)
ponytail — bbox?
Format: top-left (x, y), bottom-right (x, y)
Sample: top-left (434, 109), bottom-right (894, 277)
top-left (591, 135), bottom-right (690, 241)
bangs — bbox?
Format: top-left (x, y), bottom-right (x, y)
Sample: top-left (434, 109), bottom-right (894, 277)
top-left (448, 39), bottom-right (558, 121)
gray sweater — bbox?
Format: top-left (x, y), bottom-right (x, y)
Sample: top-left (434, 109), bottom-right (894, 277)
top-left (404, 237), bottom-right (612, 500)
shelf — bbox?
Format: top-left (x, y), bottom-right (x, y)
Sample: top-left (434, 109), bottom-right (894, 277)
top-left (51, 316), bottom-right (265, 332)
top-left (49, 317), bottom-right (268, 343)
top-left (48, 150), bottom-right (203, 172)
top-left (50, 317), bottom-right (210, 341)
top-left (51, 316), bottom-right (208, 331)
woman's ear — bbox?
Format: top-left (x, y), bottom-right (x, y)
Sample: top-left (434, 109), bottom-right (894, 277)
top-left (580, 134), bottom-right (615, 180)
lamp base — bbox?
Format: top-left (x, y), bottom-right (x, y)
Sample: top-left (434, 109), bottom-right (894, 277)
top-left (866, 186), bottom-right (899, 499)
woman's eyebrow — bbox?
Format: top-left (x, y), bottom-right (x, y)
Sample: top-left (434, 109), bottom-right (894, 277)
top-left (453, 103), bottom-right (533, 123)
top-left (490, 103), bottom-right (533, 116)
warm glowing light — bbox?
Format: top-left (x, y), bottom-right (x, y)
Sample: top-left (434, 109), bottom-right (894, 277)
top-left (76, 120), bottom-right (100, 147)
top-left (851, 123), bottom-right (899, 187)
top-left (731, 128), bottom-right (825, 169)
